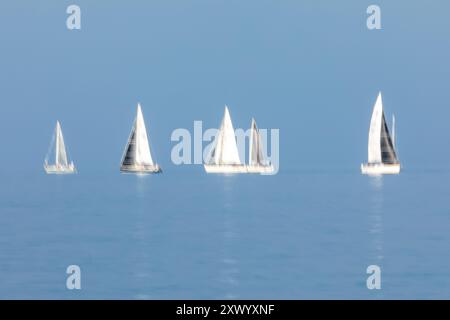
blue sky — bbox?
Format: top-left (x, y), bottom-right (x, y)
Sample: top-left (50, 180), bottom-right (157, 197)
top-left (0, 1), bottom-right (449, 174)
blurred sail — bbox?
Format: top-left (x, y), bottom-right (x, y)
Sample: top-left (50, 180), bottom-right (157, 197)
top-left (207, 106), bottom-right (242, 165)
top-left (380, 114), bottom-right (398, 164)
top-left (121, 104), bottom-right (155, 167)
top-left (56, 121), bottom-right (68, 167)
top-left (249, 118), bottom-right (265, 166)
top-left (120, 103), bottom-right (161, 174)
top-left (44, 121), bottom-right (76, 174)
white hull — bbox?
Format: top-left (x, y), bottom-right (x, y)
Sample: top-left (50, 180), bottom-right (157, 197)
top-left (361, 163), bottom-right (400, 175)
top-left (204, 164), bottom-right (248, 174)
top-left (120, 164), bottom-right (162, 174)
top-left (44, 164), bottom-right (76, 174)
top-left (246, 165), bottom-right (275, 174)
top-left (204, 164), bottom-right (274, 174)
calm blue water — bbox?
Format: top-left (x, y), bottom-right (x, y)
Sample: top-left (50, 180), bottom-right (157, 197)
top-left (1, 168), bottom-right (449, 299)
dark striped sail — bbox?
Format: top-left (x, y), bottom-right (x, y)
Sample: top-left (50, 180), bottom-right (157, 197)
top-left (380, 114), bottom-right (398, 164)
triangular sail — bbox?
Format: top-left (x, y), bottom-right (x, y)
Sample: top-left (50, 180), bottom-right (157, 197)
top-left (367, 92), bottom-right (398, 164)
top-left (121, 104), bottom-right (154, 166)
top-left (207, 106), bottom-right (242, 165)
top-left (135, 105), bottom-right (154, 165)
top-left (380, 114), bottom-right (398, 163)
top-left (55, 121), bottom-right (69, 167)
top-left (249, 118), bottom-right (266, 166)
top-left (367, 93), bottom-right (383, 163)
top-left (121, 128), bottom-right (137, 166)
top-left (44, 120), bottom-right (75, 173)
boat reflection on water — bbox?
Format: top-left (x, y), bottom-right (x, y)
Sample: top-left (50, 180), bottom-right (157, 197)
top-left (368, 176), bottom-right (384, 269)
top-left (218, 175), bottom-right (240, 299)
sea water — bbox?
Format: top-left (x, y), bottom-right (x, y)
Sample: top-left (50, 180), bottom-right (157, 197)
top-left (0, 168), bottom-right (449, 299)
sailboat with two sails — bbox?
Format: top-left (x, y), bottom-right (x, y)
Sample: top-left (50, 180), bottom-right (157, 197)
top-left (361, 92), bottom-right (400, 175)
top-left (120, 103), bottom-right (162, 174)
top-left (44, 121), bottom-right (76, 174)
top-left (204, 106), bottom-right (274, 174)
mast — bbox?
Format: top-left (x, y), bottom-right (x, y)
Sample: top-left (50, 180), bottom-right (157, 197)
top-left (249, 118), bottom-right (255, 166)
top-left (249, 118), bottom-right (262, 166)
top-left (55, 121), bottom-right (60, 166)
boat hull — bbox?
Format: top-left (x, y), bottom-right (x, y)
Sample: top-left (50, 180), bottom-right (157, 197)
top-left (204, 164), bottom-right (248, 174)
top-left (120, 164), bottom-right (162, 174)
top-left (44, 164), bottom-right (76, 174)
top-left (204, 164), bottom-right (274, 174)
top-left (361, 163), bottom-right (400, 175)
top-left (246, 165), bottom-right (275, 174)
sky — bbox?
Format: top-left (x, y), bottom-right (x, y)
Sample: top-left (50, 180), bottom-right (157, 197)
top-left (0, 1), bottom-right (449, 175)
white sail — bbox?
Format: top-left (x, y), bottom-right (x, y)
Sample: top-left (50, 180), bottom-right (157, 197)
top-left (249, 118), bottom-right (265, 166)
top-left (135, 104), bottom-right (154, 166)
top-left (367, 92), bottom-right (383, 164)
top-left (120, 103), bottom-right (161, 173)
top-left (44, 121), bottom-right (75, 174)
top-left (208, 106), bottom-right (242, 165)
top-left (55, 121), bottom-right (69, 167)
top-left (121, 104), bottom-right (154, 166)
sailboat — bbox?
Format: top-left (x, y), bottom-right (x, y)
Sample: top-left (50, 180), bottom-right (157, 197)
top-left (361, 92), bottom-right (400, 175)
top-left (246, 118), bottom-right (274, 174)
top-left (120, 103), bottom-right (162, 174)
top-left (44, 121), bottom-right (76, 174)
top-left (204, 106), bottom-right (247, 173)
